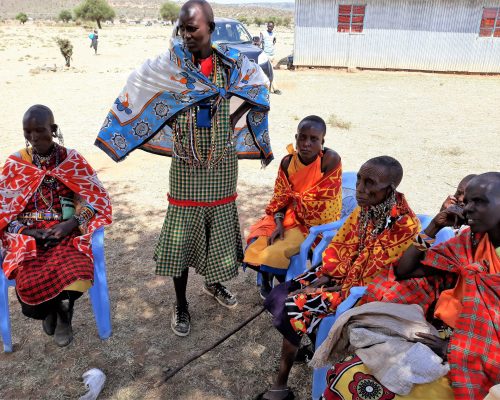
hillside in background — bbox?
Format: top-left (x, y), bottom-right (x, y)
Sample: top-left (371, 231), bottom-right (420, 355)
top-left (0, 1), bottom-right (294, 20)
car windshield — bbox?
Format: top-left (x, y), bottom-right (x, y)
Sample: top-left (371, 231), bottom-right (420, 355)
top-left (211, 21), bottom-right (253, 44)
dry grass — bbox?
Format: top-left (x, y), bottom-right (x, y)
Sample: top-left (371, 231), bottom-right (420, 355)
top-left (327, 113), bottom-right (352, 130)
top-left (441, 146), bottom-right (465, 157)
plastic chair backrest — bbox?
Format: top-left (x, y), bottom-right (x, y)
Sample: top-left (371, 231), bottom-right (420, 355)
top-left (416, 214), bottom-right (433, 230)
top-left (340, 171), bottom-right (357, 219)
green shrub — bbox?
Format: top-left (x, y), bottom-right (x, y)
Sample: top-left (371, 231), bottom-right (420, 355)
top-left (55, 37), bottom-right (73, 67)
top-left (58, 10), bottom-right (73, 23)
top-left (16, 12), bottom-right (28, 24)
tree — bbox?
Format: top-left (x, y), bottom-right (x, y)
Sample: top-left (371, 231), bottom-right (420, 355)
top-left (58, 10), bottom-right (73, 23)
top-left (16, 12), bottom-right (28, 24)
top-left (55, 38), bottom-right (73, 67)
top-left (160, 1), bottom-right (180, 24)
top-left (282, 17), bottom-right (292, 28)
top-left (254, 17), bottom-right (263, 26)
top-left (74, 0), bottom-right (115, 29)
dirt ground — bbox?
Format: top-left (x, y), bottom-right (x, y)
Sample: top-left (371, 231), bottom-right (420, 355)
top-left (0, 22), bottom-right (499, 400)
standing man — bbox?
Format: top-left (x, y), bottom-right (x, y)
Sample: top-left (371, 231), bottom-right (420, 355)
top-left (95, 0), bottom-right (272, 337)
top-left (260, 21), bottom-right (281, 95)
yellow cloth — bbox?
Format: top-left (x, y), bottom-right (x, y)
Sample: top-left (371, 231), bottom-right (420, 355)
top-left (244, 226), bottom-right (305, 269)
top-left (64, 280), bottom-right (92, 292)
top-left (327, 361), bottom-right (454, 399)
top-left (19, 148), bottom-right (33, 163)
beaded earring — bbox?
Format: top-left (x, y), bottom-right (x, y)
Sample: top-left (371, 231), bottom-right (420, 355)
top-left (56, 127), bottom-right (64, 146)
top-left (25, 139), bottom-right (30, 149)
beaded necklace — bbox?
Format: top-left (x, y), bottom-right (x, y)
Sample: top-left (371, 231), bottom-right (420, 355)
top-left (357, 191), bottom-right (397, 252)
top-left (171, 52), bottom-right (233, 170)
top-left (32, 144), bottom-right (60, 212)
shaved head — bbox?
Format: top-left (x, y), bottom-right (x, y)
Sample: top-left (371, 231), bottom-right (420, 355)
top-left (23, 104), bottom-right (54, 125)
top-left (365, 156), bottom-right (403, 189)
top-left (298, 115), bottom-right (326, 135)
top-left (458, 174), bottom-right (477, 190)
top-left (468, 172), bottom-right (500, 196)
top-left (463, 172), bottom-right (500, 238)
top-left (180, 0), bottom-right (214, 25)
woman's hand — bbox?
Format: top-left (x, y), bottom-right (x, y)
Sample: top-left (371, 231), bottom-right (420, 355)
top-left (268, 220), bottom-right (285, 245)
top-left (414, 332), bottom-right (449, 360)
top-left (288, 275), bottom-right (333, 296)
top-left (440, 195), bottom-right (457, 211)
top-left (426, 204), bottom-right (465, 236)
top-left (23, 228), bottom-right (48, 241)
top-left (43, 218), bottom-right (79, 243)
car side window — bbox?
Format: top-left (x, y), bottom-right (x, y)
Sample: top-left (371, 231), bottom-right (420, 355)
top-left (235, 24), bottom-right (247, 41)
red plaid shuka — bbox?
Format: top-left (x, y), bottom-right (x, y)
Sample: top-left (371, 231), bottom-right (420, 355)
top-left (363, 228), bottom-right (500, 399)
top-left (0, 147), bottom-right (112, 304)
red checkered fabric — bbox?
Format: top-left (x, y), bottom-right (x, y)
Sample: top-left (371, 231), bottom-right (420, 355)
top-left (363, 228), bottom-right (499, 399)
top-left (16, 230), bottom-right (93, 305)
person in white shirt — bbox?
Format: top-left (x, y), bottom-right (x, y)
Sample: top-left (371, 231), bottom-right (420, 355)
top-left (260, 21), bottom-right (282, 95)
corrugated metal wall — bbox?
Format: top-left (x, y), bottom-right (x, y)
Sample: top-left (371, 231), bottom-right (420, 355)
top-left (294, 0), bottom-right (500, 72)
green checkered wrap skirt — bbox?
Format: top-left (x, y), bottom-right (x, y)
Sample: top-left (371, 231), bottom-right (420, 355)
top-left (154, 55), bottom-right (243, 283)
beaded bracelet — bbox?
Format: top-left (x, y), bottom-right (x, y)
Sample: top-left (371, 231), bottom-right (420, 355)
top-left (274, 212), bottom-right (285, 221)
top-left (7, 220), bottom-right (27, 234)
top-left (73, 205), bottom-right (96, 226)
top-left (413, 232), bottom-right (436, 252)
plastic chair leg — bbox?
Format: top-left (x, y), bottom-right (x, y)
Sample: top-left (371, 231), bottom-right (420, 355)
top-left (256, 271), bottom-right (263, 286)
top-left (0, 273), bottom-right (13, 352)
top-left (285, 254), bottom-right (304, 281)
top-left (89, 228), bottom-right (112, 340)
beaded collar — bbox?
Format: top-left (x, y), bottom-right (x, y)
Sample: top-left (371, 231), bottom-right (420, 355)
top-left (357, 191), bottom-right (398, 252)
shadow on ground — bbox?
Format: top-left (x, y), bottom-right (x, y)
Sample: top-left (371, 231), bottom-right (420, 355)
top-left (0, 179), bottom-right (312, 400)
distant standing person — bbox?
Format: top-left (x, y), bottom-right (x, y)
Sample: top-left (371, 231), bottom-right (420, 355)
top-left (260, 21), bottom-right (281, 95)
top-left (89, 30), bottom-right (98, 54)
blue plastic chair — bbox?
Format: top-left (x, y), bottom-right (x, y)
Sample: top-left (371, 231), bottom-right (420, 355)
top-left (310, 213), bottom-right (445, 399)
top-left (0, 227), bottom-right (112, 352)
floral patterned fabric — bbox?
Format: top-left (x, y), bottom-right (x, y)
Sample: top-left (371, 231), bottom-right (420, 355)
top-left (282, 193), bottom-right (419, 336)
top-left (95, 40), bottom-right (272, 165)
top-left (322, 192), bottom-right (420, 296)
top-left (260, 156), bottom-right (342, 234)
top-left (321, 355), bottom-right (453, 400)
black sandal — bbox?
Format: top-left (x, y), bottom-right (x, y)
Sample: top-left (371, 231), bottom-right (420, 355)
top-left (255, 387), bottom-right (295, 400)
